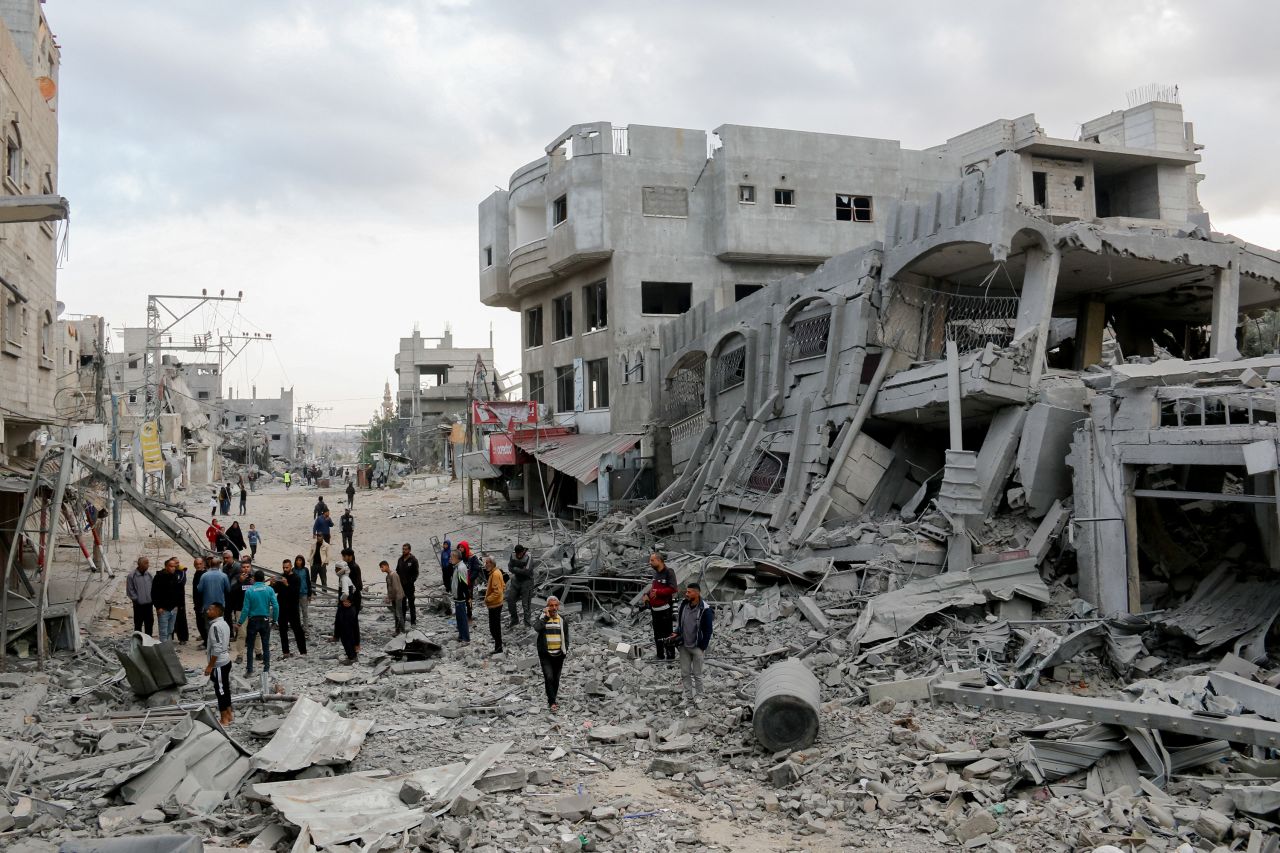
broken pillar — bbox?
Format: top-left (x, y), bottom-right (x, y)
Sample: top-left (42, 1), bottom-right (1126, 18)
top-left (1210, 264), bottom-right (1241, 360)
top-left (975, 406), bottom-right (1026, 517)
top-left (1016, 402), bottom-right (1085, 518)
top-left (1074, 296), bottom-right (1106, 370)
top-left (1012, 244), bottom-right (1062, 387)
top-left (753, 658), bottom-right (821, 753)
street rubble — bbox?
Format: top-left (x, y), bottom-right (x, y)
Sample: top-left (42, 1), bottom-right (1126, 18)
top-left (0, 486), bottom-right (1278, 853)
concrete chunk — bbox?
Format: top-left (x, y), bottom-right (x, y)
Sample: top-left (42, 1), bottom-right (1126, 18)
top-left (648, 757), bottom-right (691, 776)
top-left (476, 765), bottom-right (527, 793)
top-left (954, 810), bottom-right (999, 843)
top-left (796, 596), bottom-right (830, 632)
top-left (767, 760), bottom-right (799, 788)
top-left (448, 786), bottom-right (483, 816)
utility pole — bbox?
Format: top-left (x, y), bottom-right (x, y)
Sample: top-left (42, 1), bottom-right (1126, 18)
top-left (110, 391), bottom-right (120, 541)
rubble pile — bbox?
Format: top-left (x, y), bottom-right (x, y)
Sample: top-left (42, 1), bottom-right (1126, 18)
top-left (0, 542), bottom-right (1277, 853)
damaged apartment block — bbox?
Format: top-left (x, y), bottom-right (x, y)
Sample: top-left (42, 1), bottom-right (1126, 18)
top-left (625, 97), bottom-right (1280, 621)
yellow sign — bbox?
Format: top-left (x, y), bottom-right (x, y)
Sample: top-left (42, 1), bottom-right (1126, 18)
top-left (140, 420), bottom-right (164, 473)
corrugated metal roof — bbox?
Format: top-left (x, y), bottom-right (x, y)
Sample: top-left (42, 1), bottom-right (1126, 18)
top-left (253, 696), bottom-right (374, 773)
top-left (511, 431), bottom-right (641, 483)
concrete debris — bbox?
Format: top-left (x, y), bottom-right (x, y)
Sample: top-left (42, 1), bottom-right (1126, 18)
top-left (115, 632), bottom-right (187, 697)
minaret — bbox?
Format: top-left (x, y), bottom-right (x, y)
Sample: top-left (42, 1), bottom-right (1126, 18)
top-left (382, 380), bottom-right (394, 419)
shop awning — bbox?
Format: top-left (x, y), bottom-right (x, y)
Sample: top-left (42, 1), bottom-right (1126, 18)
top-left (511, 431), bottom-right (642, 484)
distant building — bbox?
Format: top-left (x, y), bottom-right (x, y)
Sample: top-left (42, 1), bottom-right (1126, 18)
top-left (393, 327), bottom-right (496, 469)
top-left (0, 1), bottom-right (68, 464)
top-left (222, 386), bottom-right (295, 462)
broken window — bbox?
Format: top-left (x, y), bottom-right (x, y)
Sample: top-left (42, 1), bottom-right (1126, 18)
top-left (527, 371), bottom-right (544, 406)
top-left (419, 365), bottom-right (448, 388)
top-left (128, 390), bottom-right (137, 404)
top-left (773, 188), bottom-right (795, 207)
top-left (525, 306), bottom-right (544, 348)
top-left (743, 450), bottom-right (787, 494)
top-left (583, 280), bottom-right (607, 332)
top-left (619, 353), bottom-right (629, 385)
top-left (552, 294), bottom-right (573, 340)
top-left (1032, 171), bottom-right (1047, 207)
top-left (1073, 175), bottom-right (1085, 191)
top-left (738, 185), bottom-right (756, 204)
top-left (6, 125), bottom-right (21, 187)
top-left (271, 433), bottom-right (282, 441)
top-left (735, 284), bottom-right (764, 302)
top-left (585, 358), bottom-right (609, 409)
top-left (552, 194), bottom-right (568, 226)
top-left (788, 310), bottom-right (831, 362)
top-left (716, 346), bottom-right (747, 392)
top-left (641, 281), bottom-right (692, 315)
top-left (632, 350), bottom-right (644, 383)
top-left (482, 246), bottom-right (493, 268)
top-left (127, 358), bottom-right (138, 370)
top-left (835, 194), bottom-right (873, 222)
top-left (554, 365), bottom-right (574, 412)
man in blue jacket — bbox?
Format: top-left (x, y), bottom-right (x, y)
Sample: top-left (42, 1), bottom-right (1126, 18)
top-left (672, 583), bottom-right (714, 704)
top-left (239, 570), bottom-right (279, 677)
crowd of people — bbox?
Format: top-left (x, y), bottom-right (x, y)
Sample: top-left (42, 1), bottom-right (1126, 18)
top-left (125, 481), bottom-right (715, 722)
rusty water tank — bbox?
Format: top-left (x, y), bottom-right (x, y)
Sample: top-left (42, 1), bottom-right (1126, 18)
top-left (753, 658), bottom-right (821, 752)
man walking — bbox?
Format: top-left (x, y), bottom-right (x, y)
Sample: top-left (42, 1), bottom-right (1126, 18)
top-left (313, 495), bottom-right (328, 520)
top-left (340, 508), bottom-right (354, 552)
top-left (152, 557), bottom-right (183, 643)
top-left (506, 544), bottom-right (534, 628)
top-left (127, 557), bottom-right (155, 636)
top-left (204, 602), bottom-right (234, 725)
top-left (396, 543), bottom-right (420, 627)
top-left (239, 570), bottom-right (279, 677)
top-left (644, 551), bottom-right (679, 662)
top-left (483, 555), bottom-right (505, 654)
top-left (247, 524), bottom-right (261, 560)
top-left (672, 583), bottom-right (714, 704)
top-left (313, 509), bottom-right (334, 544)
top-left (381, 560), bottom-right (406, 635)
top-left (345, 480), bottom-right (356, 509)
top-left (310, 532), bottom-right (330, 590)
top-left (274, 558), bottom-right (307, 658)
top-left (449, 549), bottom-right (470, 644)
top-left (238, 481), bottom-right (248, 515)
top-left (283, 470), bottom-right (291, 490)
top-left (535, 596), bottom-right (568, 712)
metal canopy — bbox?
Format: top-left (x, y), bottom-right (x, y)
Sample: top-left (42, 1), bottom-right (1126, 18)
top-left (512, 431), bottom-right (642, 484)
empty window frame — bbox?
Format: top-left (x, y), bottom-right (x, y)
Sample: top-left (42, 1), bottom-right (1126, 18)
top-left (271, 434), bottom-right (282, 441)
top-left (1032, 171), bottom-right (1047, 207)
top-left (738, 184), bottom-right (756, 204)
top-left (641, 281), bottom-right (692, 315)
top-left (735, 283), bottom-right (764, 302)
top-left (39, 309), bottom-right (51, 363)
top-left (483, 246), bottom-right (493, 268)
top-left (773, 188), bottom-right (795, 207)
top-left (527, 371), bottom-right (545, 406)
top-left (6, 126), bottom-right (20, 187)
top-left (524, 305), bottom-right (544, 348)
top-left (585, 358), bottom-right (609, 409)
top-left (583, 280), bottom-right (607, 332)
top-left (835, 194), bottom-right (873, 222)
top-left (744, 450), bottom-right (787, 494)
top-left (2, 297), bottom-right (18, 347)
top-left (552, 294), bottom-right (573, 340)
top-left (554, 364), bottom-right (575, 412)
top-left (197, 390), bottom-right (210, 400)
top-left (552, 194), bottom-right (568, 226)
top-left (632, 350), bottom-right (645, 383)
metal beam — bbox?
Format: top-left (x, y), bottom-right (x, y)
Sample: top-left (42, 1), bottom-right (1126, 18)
top-left (1132, 488), bottom-right (1276, 505)
top-left (930, 681), bottom-right (1280, 749)
top-left (37, 446), bottom-right (74, 669)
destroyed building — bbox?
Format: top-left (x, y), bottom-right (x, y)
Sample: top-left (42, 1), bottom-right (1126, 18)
top-left (607, 97), bottom-right (1280, 620)
top-left (393, 326), bottom-right (496, 469)
top-left (221, 385), bottom-right (296, 464)
top-left (0, 0), bottom-right (68, 466)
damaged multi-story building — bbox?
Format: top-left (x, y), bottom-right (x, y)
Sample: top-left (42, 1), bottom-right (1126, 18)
top-left (221, 385), bottom-right (296, 464)
top-left (484, 97), bottom-right (1280, 618)
top-left (393, 326), bottom-right (497, 470)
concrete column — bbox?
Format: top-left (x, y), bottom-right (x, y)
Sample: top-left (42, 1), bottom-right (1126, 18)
top-left (1210, 264), bottom-right (1241, 360)
top-left (1073, 297), bottom-right (1106, 370)
top-left (1013, 245), bottom-right (1062, 387)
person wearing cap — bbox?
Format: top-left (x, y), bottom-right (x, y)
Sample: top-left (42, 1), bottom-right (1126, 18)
top-left (535, 596), bottom-right (569, 711)
top-left (671, 582), bottom-right (714, 703)
top-left (448, 549), bottom-right (470, 643)
top-left (506, 544), bottom-right (534, 628)
top-left (644, 551), bottom-right (679, 662)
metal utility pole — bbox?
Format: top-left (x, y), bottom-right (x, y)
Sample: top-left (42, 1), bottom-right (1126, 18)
top-left (110, 392), bottom-right (120, 540)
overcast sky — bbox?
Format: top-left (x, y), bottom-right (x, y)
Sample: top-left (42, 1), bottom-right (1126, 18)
top-left (49, 0), bottom-right (1280, 429)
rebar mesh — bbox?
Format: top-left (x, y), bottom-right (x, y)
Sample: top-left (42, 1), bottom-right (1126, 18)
top-left (886, 282), bottom-right (1020, 361)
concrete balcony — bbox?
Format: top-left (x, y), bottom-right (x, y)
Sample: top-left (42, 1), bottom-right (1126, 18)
top-left (509, 237), bottom-right (554, 294)
top-left (479, 263), bottom-right (514, 308)
top-left (547, 218), bottom-right (612, 277)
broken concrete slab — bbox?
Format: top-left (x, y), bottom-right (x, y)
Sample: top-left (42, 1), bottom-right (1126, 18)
top-left (1016, 402), bottom-right (1084, 517)
top-left (866, 669), bottom-right (981, 704)
top-left (795, 596), bottom-right (830, 632)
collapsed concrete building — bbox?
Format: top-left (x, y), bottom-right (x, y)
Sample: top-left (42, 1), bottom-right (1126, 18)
top-left (616, 98), bottom-right (1280, 618)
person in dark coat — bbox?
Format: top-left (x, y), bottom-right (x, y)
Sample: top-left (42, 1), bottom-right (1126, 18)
top-left (340, 547), bottom-right (363, 612)
top-left (173, 561), bottom-right (190, 643)
top-left (273, 558), bottom-right (307, 657)
top-left (335, 594), bottom-right (360, 663)
top-left (226, 522), bottom-right (247, 556)
top-left (395, 543), bottom-right (420, 627)
top-left (439, 538), bottom-right (453, 592)
top-left (340, 509), bottom-right (354, 551)
top-left (191, 556), bottom-right (209, 645)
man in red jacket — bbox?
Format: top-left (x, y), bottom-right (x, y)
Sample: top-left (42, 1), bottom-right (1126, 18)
top-left (643, 551), bottom-right (678, 662)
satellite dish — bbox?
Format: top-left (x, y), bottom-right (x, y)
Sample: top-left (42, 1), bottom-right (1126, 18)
top-left (36, 77), bottom-right (55, 101)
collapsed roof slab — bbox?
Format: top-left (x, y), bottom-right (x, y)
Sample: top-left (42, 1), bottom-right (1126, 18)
top-left (871, 347), bottom-right (1029, 426)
